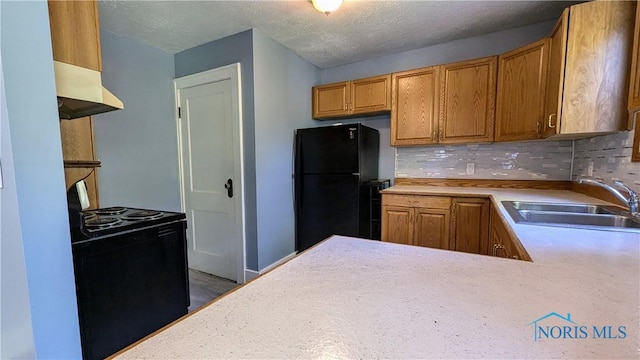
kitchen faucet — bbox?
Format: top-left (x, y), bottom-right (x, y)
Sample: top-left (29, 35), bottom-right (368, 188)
top-left (577, 177), bottom-right (639, 216)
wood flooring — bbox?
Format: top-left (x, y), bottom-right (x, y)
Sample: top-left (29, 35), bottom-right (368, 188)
top-left (188, 269), bottom-right (238, 312)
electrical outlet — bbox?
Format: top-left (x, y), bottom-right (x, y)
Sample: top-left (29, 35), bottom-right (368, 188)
top-left (466, 163), bottom-right (475, 175)
top-left (587, 161), bottom-right (594, 177)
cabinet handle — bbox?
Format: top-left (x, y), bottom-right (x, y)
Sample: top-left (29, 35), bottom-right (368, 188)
top-left (492, 244), bottom-right (506, 257)
top-left (439, 129), bottom-right (444, 140)
top-left (548, 114), bottom-right (557, 128)
top-left (536, 121), bottom-right (542, 136)
top-left (344, 103), bottom-right (348, 111)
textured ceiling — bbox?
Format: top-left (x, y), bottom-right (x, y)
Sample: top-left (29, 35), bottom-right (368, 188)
top-left (98, 0), bottom-right (576, 69)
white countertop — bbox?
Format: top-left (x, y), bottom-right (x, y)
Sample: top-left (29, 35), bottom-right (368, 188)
top-left (115, 187), bottom-right (640, 359)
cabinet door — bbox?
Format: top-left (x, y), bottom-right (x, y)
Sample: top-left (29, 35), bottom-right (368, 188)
top-left (630, 1), bottom-right (640, 114)
top-left (543, 9), bottom-right (569, 138)
top-left (629, 1), bottom-right (640, 163)
top-left (391, 66), bottom-right (440, 146)
top-left (495, 39), bottom-right (549, 142)
top-left (450, 198), bottom-right (489, 255)
top-left (632, 115), bottom-right (640, 162)
top-left (351, 75), bottom-right (391, 115)
top-left (439, 56), bottom-right (497, 144)
top-left (381, 205), bottom-right (413, 245)
top-left (560, 1), bottom-right (634, 135)
top-left (413, 208), bottom-right (450, 250)
top-left (312, 82), bottom-right (350, 119)
top-left (488, 206), bottom-right (531, 261)
top-left (489, 207), bottom-right (508, 256)
top-left (48, 0), bottom-right (101, 71)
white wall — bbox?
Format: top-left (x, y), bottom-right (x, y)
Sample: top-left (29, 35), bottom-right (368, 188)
top-left (0, 0), bottom-right (82, 357)
top-left (252, 29), bottom-right (320, 270)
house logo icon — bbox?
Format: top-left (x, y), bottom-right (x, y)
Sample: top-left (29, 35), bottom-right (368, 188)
top-left (528, 312), bottom-right (627, 341)
top-left (528, 312), bottom-right (577, 342)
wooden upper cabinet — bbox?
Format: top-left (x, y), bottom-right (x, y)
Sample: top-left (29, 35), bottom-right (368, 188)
top-left (629, 1), bottom-right (640, 163)
top-left (312, 75), bottom-right (391, 119)
top-left (391, 66), bottom-right (440, 146)
top-left (48, 0), bottom-right (102, 71)
top-left (495, 38), bottom-right (549, 142)
top-left (545, 1), bottom-right (635, 138)
top-left (351, 75), bottom-right (391, 115)
top-left (630, 1), bottom-right (640, 114)
top-left (633, 117), bottom-right (640, 162)
top-left (312, 82), bottom-right (350, 119)
top-left (439, 56), bottom-right (497, 144)
top-left (543, 9), bottom-right (569, 139)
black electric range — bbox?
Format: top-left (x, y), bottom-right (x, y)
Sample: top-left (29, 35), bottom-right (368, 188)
top-left (69, 206), bottom-right (189, 359)
top-left (70, 206), bottom-right (186, 243)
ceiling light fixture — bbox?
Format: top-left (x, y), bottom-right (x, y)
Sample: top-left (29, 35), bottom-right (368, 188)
top-left (311, 0), bottom-right (343, 15)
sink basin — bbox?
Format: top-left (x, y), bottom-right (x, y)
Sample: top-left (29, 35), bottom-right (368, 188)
top-left (508, 201), bottom-right (620, 214)
top-left (502, 201), bottom-right (640, 233)
top-left (518, 211), bottom-right (640, 229)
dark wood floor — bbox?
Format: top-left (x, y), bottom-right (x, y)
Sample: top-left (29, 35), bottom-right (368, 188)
top-left (188, 269), bottom-right (238, 312)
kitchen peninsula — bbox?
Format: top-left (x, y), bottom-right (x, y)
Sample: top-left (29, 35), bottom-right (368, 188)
top-left (113, 188), bottom-right (639, 359)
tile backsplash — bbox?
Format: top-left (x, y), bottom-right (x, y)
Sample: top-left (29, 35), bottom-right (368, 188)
top-left (572, 130), bottom-right (639, 191)
top-left (395, 129), bottom-right (640, 192)
top-left (396, 141), bottom-right (574, 180)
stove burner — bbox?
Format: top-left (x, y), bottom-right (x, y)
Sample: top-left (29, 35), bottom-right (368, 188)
top-left (122, 210), bottom-right (162, 221)
top-left (85, 217), bottom-right (121, 228)
top-left (84, 213), bottom-right (98, 222)
top-left (95, 206), bottom-right (127, 216)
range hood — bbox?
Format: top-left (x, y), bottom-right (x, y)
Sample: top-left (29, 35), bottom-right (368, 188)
top-left (54, 61), bottom-right (123, 120)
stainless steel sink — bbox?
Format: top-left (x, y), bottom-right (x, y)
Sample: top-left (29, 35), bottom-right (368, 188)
top-left (508, 201), bottom-right (620, 214)
top-left (502, 201), bottom-right (640, 233)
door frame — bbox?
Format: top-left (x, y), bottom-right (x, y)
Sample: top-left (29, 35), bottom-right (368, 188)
top-left (174, 63), bottom-right (246, 284)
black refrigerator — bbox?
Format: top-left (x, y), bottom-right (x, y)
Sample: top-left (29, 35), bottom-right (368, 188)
top-left (294, 123), bottom-right (379, 252)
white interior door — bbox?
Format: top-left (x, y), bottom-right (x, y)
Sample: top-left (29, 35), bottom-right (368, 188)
top-left (176, 64), bottom-right (244, 282)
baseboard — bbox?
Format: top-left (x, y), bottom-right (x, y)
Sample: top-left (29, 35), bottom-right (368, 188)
top-left (242, 252), bottom-right (297, 282)
top-left (244, 269), bottom-right (259, 283)
top-left (259, 252), bottom-right (297, 274)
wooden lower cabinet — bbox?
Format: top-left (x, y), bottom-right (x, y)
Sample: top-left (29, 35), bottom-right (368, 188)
top-left (383, 194), bottom-right (531, 261)
top-left (381, 205), bottom-right (413, 245)
top-left (414, 208), bottom-right (450, 249)
top-left (488, 205), bottom-right (531, 261)
top-left (450, 198), bottom-right (489, 254)
top-left (381, 195), bottom-right (450, 249)
top-left (382, 194), bottom-right (488, 254)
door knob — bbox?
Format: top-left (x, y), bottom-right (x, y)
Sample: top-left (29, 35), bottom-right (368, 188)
top-left (224, 178), bottom-right (233, 198)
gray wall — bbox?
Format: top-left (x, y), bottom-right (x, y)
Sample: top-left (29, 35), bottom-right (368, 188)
top-left (319, 21), bottom-right (556, 183)
top-left (1, 45), bottom-right (36, 359)
top-left (174, 30), bottom-right (259, 271)
top-left (0, 0), bottom-right (82, 357)
top-left (94, 30), bottom-right (180, 211)
top-left (252, 29), bottom-right (320, 270)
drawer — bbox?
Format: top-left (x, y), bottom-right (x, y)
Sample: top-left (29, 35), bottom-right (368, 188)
top-left (382, 194), bottom-right (451, 209)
